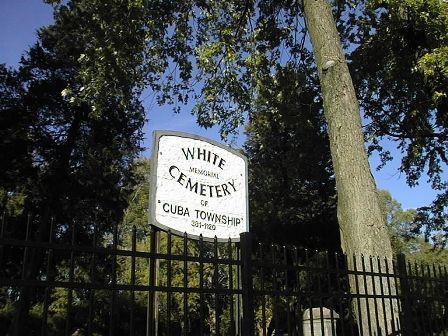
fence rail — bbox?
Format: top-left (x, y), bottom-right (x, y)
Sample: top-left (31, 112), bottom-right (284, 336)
top-left (0, 214), bottom-right (447, 335)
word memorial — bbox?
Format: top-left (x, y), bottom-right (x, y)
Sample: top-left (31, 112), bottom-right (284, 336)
top-left (150, 131), bottom-right (249, 240)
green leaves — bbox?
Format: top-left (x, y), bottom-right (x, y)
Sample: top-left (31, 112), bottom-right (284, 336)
top-left (60, 0), bottom-right (149, 115)
top-left (347, 0), bottom-right (448, 241)
top-left (245, 65), bottom-right (339, 250)
top-left (379, 190), bottom-right (448, 264)
top-left (417, 46), bottom-right (448, 104)
top-left (0, 0), bottom-right (147, 234)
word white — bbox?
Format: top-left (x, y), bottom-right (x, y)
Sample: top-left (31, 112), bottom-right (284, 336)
top-left (182, 147), bottom-right (226, 169)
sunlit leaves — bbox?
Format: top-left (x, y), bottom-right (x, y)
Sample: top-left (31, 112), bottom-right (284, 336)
top-left (417, 46), bottom-right (448, 104)
top-left (50, 0), bottom-right (150, 116)
top-left (379, 189), bottom-right (448, 263)
top-left (346, 0), bottom-right (448, 241)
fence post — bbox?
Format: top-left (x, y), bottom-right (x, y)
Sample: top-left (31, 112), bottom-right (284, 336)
top-left (397, 253), bottom-right (413, 336)
top-left (147, 226), bottom-right (160, 336)
top-left (240, 232), bottom-right (255, 335)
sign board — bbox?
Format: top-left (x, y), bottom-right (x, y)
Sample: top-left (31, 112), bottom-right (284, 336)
top-left (149, 131), bottom-right (249, 241)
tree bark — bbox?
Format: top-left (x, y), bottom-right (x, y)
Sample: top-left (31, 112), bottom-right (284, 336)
top-left (303, 0), bottom-right (398, 334)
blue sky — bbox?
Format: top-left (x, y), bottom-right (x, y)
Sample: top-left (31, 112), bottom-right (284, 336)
top-left (0, 0), bottom-right (442, 210)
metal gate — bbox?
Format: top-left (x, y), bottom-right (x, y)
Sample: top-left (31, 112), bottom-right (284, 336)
top-left (1, 214), bottom-right (447, 335)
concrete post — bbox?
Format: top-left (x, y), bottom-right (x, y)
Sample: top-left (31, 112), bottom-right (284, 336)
top-left (303, 307), bottom-right (339, 336)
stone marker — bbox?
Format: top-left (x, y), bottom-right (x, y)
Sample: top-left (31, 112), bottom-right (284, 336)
top-left (303, 307), bottom-right (339, 336)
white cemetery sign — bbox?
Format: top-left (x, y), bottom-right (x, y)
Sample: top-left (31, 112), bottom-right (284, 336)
top-left (150, 131), bottom-right (249, 241)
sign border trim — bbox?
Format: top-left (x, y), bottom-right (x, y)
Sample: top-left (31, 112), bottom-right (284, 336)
top-left (149, 130), bottom-right (249, 242)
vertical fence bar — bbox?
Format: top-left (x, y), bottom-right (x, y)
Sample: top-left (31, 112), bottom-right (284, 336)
top-left (130, 226), bottom-right (136, 336)
top-left (368, 256), bottom-right (381, 333)
top-left (384, 257), bottom-right (397, 334)
top-left (147, 226), bottom-right (159, 336)
top-left (228, 238), bottom-right (235, 336)
top-left (199, 235), bottom-right (205, 336)
top-left (166, 231), bottom-right (172, 336)
top-left (413, 260), bottom-right (427, 335)
top-left (430, 263), bottom-right (440, 334)
top-left (305, 249), bottom-right (314, 336)
top-left (236, 246), bottom-right (242, 334)
top-left (408, 260), bottom-right (429, 335)
top-left (21, 214), bottom-right (33, 280)
top-left (183, 232), bottom-right (188, 336)
top-left (65, 221), bottom-right (75, 336)
top-left (379, 257), bottom-right (391, 335)
top-left (391, 259), bottom-right (402, 332)
top-left (41, 216), bottom-right (55, 336)
top-left (440, 265), bottom-right (448, 333)
top-left (282, 246), bottom-right (292, 336)
top-left (429, 263), bottom-right (441, 334)
top-left (360, 255), bottom-right (373, 336)
top-left (343, 254), bottom-right (351, 336)
top-left (213, 236), bottom-right (220, 336)
top-left (424, 262), bottom-right (434, 334)
top-left (352, 254), bottom-right (364, 336)
top-left (109, 222), bottom-right (118, 336)
top-left (11, 213), bottom-right (34, 336)
top-left (433, 264), bottom-right (445, 334)
top-left (271, 244), bottom-right (280, 334)
top-left (87, 223), bottom-right (97, 336)
top-left (422, 263), bottom-right (434, 334)
top-left (0, 212), bottom-right (5, 268)
top-left (315, 250), bottom-right (325, 336)
top-left (259, 242), bottom-right (266, 336)
top-left (240, 232), bottom-right (254, 336)
top-left (397, 254), bottom-right (413, 336)
top-left (334, 253), bottom-right (348, 336)
top-left (293, 247), bottom-right (300, 336)
top-left (324, 251), bottom-right (336, 336)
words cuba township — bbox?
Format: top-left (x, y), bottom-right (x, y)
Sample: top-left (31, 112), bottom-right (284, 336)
top-left (161, 202), bottom-right (242, 231)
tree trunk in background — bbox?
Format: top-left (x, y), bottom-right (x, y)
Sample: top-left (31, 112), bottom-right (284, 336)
top-left (303, 0), bottom-right (398, 334)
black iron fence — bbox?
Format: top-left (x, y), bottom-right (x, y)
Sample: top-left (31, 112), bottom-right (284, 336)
top-left (0, 214), bottom-right (447, 335)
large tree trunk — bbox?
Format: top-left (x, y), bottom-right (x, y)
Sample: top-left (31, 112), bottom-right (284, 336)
top-left (303, 0), bottom-right (398, 334)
